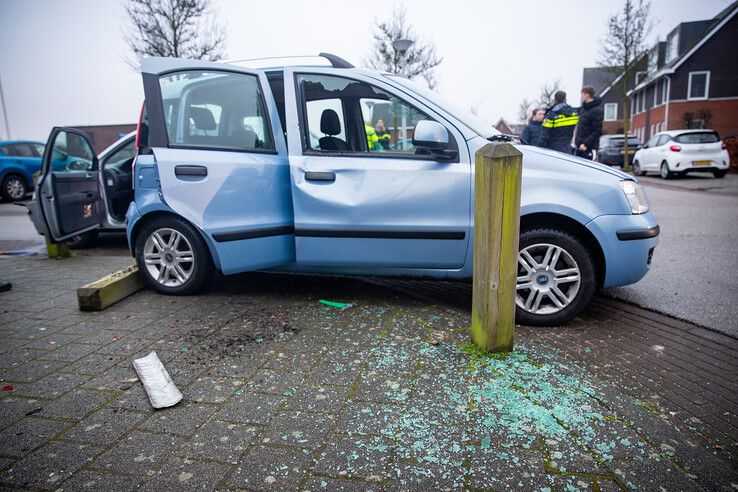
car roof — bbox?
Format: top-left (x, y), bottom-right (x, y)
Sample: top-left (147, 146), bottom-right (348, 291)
top-left (0, 140), bottom-right (45, 146)
top-left (658, 129), bottom-right (718, 136)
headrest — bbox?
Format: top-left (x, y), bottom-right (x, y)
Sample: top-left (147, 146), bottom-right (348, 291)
top-left (189, 106), bottom-right (217, 131)
top-left (320, 109), bottom-right (341, 136)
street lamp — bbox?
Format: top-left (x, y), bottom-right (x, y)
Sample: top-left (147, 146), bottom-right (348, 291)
top-left (392, 39), bottom-right (413, 56)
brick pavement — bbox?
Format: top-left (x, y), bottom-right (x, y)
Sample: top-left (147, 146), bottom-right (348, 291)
top-left (0, 255), bottom-right (736, 491)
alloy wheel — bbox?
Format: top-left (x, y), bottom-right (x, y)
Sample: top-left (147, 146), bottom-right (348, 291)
top-left (143, 228), bottom-right (195, 287)
top-left (516, 243), bottom-right (581, 315)
top-left (660, 162), bottom-right (669, 179)
top-left (5, 177), bottom-right (24, 200)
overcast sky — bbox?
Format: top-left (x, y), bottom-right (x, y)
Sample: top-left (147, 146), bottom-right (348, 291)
top-left (0, 0), bottom-right (731, 141)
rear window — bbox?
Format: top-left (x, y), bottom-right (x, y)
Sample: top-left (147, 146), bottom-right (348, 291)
top-left (674, 132), bottom-right (719, 144)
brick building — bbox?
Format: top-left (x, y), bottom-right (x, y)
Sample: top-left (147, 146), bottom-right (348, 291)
top-left (628, 2), bottom-right (738, 143)
top-left (70, 123), bottom-right (136, 154)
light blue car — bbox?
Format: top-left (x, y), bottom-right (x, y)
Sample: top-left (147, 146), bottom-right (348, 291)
top-left (34, 54), bottom-right (659, 326)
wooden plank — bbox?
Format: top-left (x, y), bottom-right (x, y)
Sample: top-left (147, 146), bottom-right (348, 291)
top-left (471, 142), bottom-right (523, 353)
top-left (77, 265), bottom-right (145, 311)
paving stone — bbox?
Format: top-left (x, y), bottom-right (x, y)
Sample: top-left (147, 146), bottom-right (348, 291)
top-left (139, 402), bottom-right (217, 436)
top-left (93, 430), bottom-right (185, 476)
top-left (215, 391), bottom-right (285, 425)
top-left (3, 360), bottom-right (68, 383)
top-left (392, 461), bottom-right (469, 491)
top-left (181, 419), bottom-right (261, 463)
top-left (468, 447), bottom-right (550, 491)
top-left (245, 368), bottom-right (307, 396)
top-left (139, 456), bottom-right (231, 491)
top-left (13, 372), bottom-right (91, 400)
top-left (612, 458), bottom-right (702, 491)
top-left (314, 435), bottom-right (394, 479)
top-left (286, 384), bottom-right (350, 414)
top-left (185, 376), bottom-right (244, 403)
top-left (302, 476), bottom-right (385, 491)
top-left (39, 388), bottom-right (114, 419)
top-left (336, 403), bottom-right (402, 437)
top-left (0, 347), bottom-right (46, 369)
top-left (62, 407), bottom-right (148, 445)
top-left (37, 342), bottom-right (97, 362)
top-left (352, 375), bottom-right (414, 404)
top-left (64, 353), bottom-right (122, 376)
top-left (0, 417), bottom-right (70, 457)
top-left (543, 436), bottom-right (610, 475)
top-left (0, 397), bottom-right (44, 428)
top-left (261, 411), bottom-right (335, 450)
top-left (545, 474), bottom-right (598, 491)
top-left (0, 441), bottom-right (102, 490)
top-left (227, 445), bottom-right (312, 491)
top-left (570, 418), bottom-right (652, 462)
top-left (82, 365), bottom-right (138, 391)
top-left (308, 362), bottom-right (362, 386)
top-left (207, 354), bottom-right (267, 378)
top-left (57, 470), bottom-right (143, 491)
top-left (24, 333), bottom-right (84, 351)
top-left (108, 384), bottom-right (153, 412)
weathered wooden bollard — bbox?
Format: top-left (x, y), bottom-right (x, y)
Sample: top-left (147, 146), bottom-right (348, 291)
top-left (471, 142), bottom-right (523, 353)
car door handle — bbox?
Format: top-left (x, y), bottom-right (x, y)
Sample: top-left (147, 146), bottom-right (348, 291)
top-left (304, 171), bottom-right (335, 182)
top-left (175, 165), bottom-right (208, 178)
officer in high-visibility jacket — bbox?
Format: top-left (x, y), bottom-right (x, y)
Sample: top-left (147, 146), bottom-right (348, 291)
top-left (365, 122), bottom-right (380, 151)
top-left (539, 91), bottom-right (579, 154)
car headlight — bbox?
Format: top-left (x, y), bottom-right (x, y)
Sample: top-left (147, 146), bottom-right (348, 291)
top-left (620, 180), bottom-right (649, 214)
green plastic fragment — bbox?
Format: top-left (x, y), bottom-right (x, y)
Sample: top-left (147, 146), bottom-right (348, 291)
top-left (319, 299), bottom-right (353, 309)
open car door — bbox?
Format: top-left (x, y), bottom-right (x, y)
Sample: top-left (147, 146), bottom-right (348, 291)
top-left (35, 127), bottom-right (104, 242)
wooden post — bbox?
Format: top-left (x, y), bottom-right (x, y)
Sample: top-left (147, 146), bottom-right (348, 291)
top-left (471, 142), bottom-right (523, 353)
top-left (45, 235), bottom-right (71, 259)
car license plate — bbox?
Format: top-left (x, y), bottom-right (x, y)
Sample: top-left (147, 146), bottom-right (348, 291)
top-left (693, 160), bottom-right (711, 166)
top-left (620, 150), bottom-right (635, 154)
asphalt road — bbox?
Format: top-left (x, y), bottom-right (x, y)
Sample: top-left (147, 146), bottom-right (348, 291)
top-left (2, 172), bottom-right (736, 335)
top-left (604, 172), bottom-right (738, 336)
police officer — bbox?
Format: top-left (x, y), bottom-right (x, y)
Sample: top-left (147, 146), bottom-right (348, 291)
top-left (539, 91), bottom-right (579, 154)
top-left (365, 121), bottom-right (379, 151)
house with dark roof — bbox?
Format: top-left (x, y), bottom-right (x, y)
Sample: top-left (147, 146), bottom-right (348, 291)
top-left (628, 2), bottom-right (738, 143)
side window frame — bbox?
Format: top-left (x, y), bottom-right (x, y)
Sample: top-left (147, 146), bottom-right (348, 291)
top-left (155, 69), bottom-right (278, 155)
top-left (294, 72), bottom-right (459, 163)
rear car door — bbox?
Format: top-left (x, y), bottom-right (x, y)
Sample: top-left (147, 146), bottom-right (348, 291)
top-left (140, 58), bottom-right (295, 275)
top-left (35, 128), bottom-right (104, 241)
top-left (282, 68), bottom-right (470, 269)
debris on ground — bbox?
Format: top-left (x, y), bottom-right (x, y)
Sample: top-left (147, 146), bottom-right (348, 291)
top-left (429, 330), bottom-right (450, 345)
top-left (2, 385), bottom-right (13, 391)
top-left (318, 299), bottom-right (353, 310)
top-left (132, 351), bottom-right (182, 409)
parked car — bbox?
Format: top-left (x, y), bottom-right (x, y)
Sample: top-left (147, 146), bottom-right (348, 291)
top-left (27, 132), bottom-right (135, 248)
top-left (0, 140), bottom-right (46, 201)
top-left (596, 134), bottom-right (642, 167)
top-left (30, 54), bottom-right (660, 326)
top-left (632, 129), bottom-right (730, 179)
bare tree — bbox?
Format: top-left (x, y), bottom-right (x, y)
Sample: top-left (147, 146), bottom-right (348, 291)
top-left (124, 0), bottom-right (226, 68)
top-left (365, 5), bottom-right (442, 89)
top-left (517, 79), bottom-right (562, 123)
top-left (598, 0), bottom-right (652, 170)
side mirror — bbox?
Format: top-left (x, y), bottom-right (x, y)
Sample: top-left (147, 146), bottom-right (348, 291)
top-left (412, 120), bottom-right (456, 160)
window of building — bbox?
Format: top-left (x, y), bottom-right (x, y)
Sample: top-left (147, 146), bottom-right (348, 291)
top-left (661, 78), bottom-right (669, 103)
top-left (687, 71), bottom-right (709, 100)
top-left (666, 31), bottom-right (680, 62)
top-left (604, 103), bottom-right (618, 121)
top-left (630, 97), bottom-right (635, 116)
top-left (635, 71), bottom-right (647, 85)
top-left (648, 48), bottom-right (658, 74)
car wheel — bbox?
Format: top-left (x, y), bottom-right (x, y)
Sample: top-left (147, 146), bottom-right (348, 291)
top-left (1, 174), bottom-right (27, 201)
top-left (135, 217), bottom-right (214, 295)
top-left (659, 161), bottom-right (672, 179)
top-left (515, 228), bottom-right (596, 327)
top-left (713, 170), bottom-right (727, 179)
top-left (67, 230), bottom-right (99, 249)
top-left (632, 160), bottom-right (646, 177)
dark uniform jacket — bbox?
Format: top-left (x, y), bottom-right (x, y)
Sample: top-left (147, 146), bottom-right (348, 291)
top-left (539, 102), bottom-right (579, 154)
top-left (575, 97), bottom-right (604, 151)
top-left (521, 120), bottom-right (542, 146)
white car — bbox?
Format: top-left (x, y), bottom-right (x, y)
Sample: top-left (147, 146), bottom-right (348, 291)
top-left (632, 129), bottom-right (730, 179)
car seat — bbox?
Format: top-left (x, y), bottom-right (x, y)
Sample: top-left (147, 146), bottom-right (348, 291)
top-left (318, 109), bottom-right (349, 151)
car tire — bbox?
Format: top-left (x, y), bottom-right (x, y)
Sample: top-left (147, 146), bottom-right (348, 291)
top-left (515, 228), bottom-right (596, 327)
top-left (67, 230), bottom-right (99, 249)
top-left (659, 161), bottom-right (673, 179)
top-left (135, 216), bottom-right (214, 295)
top-left (713, 169), bottom-right (727, 179)
top-left (1, 174), bottom-right (27, 201)
top-left (632, 160), bottom-right (646, 177)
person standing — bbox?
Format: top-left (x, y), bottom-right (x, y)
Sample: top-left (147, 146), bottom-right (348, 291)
top-left (375, 118), bottom-right (391, 150)
top-left (521, 108), bottom-right (544, 146)
top-left (539, 91), bottom-right (578, 154)
top-left (575, 85), bottom-right (604, 160)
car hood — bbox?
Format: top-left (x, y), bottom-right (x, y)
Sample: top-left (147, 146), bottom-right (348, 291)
top-left (519, 145), bottom-right (633, 180)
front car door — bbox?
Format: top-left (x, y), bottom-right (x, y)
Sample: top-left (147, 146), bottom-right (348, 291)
top-left (282, 68), bottom-right (470, 270)
top-left (140, 58), bottom-right (295, 275)
top-left (35, 128), bottom-right (104, 241)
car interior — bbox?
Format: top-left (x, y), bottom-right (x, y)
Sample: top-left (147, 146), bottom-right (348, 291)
top-left (101, 139), bottom-right (135, 221)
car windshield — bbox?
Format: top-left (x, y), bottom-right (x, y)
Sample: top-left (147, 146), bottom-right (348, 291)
top-left (385, 75), bottom-right (499, 138)
top-left (674, 132), bottom-right (720, 144)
